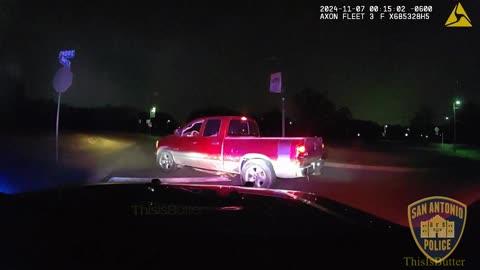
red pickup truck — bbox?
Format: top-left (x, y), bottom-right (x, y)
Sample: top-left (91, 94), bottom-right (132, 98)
top-left (155, 116), bottom-right (325, 188)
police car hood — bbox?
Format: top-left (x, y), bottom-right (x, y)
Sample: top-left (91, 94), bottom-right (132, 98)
top-left (2, 181), bottom-right (479, 268)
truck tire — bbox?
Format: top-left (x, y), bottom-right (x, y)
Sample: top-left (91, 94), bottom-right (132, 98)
top-left (241, 160), bottom-right (276, 188)
top-left (157, 150), bottom-right (177, 173)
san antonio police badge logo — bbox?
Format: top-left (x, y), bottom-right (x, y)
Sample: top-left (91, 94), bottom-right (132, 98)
top-left (408, 196), bottom-right (467, 264)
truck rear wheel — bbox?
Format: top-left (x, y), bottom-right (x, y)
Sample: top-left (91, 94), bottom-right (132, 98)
top-left (241, 160), bottom-right (276, 188)
top-left (157, 150), bottom-right (177, 173)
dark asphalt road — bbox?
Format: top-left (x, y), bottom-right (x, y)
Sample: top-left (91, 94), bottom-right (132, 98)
top-left (101, 137), bottom-right (480, 227)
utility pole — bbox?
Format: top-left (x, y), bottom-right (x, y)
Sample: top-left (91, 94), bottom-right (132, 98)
top-left (281, 91), bottom-right (285, 137)
top-left (53, 50), bottom-right (75, 163)
top-left (55, 93), bottom-right (62, 162)
top-left (452, 81), bottom-right (461, 152)
top-left (453, 101), bottom-right (456, 152)
top-left (269, 71), bottom-right (284, 137)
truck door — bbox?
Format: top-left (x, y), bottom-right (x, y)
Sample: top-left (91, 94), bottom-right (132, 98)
top-left (176, 119), bottom-right (204, 167)
top-left (194, 118), bottom-right (223, 170)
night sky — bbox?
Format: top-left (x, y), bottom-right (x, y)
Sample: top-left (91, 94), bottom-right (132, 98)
top-left (1, 0), bottom-right (479, 124)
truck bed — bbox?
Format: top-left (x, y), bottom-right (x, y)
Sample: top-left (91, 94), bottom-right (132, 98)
top-left (223, 136), bottom-right (324, 177)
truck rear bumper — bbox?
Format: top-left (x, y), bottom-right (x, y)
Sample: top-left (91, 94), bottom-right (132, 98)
top-left (298, 159), bottom-right (324, 177)
top-left (274, 159), bottom-right (324, 178)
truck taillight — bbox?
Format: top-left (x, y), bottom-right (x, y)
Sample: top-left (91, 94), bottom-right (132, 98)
top-left (296, 145), bottom-right (306, 157)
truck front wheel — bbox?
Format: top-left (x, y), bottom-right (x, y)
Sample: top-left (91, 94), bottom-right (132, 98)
top-left (241, 160), bottom-right (276, 188)
top-left (157, 150), bottom-right (177, 173)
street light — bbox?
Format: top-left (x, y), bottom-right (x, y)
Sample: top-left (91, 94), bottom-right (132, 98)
top-left (148, 106), bottom-right (156, 135)
top-left (150, 106), bottom-right (156, 119)
top-left (382, 125), bottom-right (388, 137)
top-left (445, 116), bottom-right (449, 120)
top-left (452, 99), bottom-right (461, 152)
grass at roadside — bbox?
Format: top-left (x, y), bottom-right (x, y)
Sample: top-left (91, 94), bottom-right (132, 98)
top-left (432, 143), bottom-right (480, 161)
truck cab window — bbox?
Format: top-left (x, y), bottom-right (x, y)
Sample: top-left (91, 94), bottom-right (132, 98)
top-left (203, 119), bottom-right (221, 137)
top-left (228, 120), bottom-right (259, 137)
top-left (181, 121), bottom-right (203, 137)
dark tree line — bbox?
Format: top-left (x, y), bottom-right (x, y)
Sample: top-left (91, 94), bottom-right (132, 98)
top-left (1, 95), bottom-right (178, 136)
top-left (407, 103), bottom-right (480, 145)
top-left (4, 76), bottom-right (478, 146)
top-left (184, 88), bottom-right (380, 142)
top-left (1, 85), bottom-right (381, 142)
top-left (290, 88), bottom-right (356, 138)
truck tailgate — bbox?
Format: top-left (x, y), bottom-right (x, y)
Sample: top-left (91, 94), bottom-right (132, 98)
top-left (303, 137), bottom-right (324, 162)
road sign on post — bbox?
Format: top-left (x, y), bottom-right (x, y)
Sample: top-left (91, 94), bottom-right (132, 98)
top-left (269, 72), bottom-right (282, 93)
top-left (54, 50), bottom-right (75, 162)
top-left (269, 72), bottom-right (285, 137)
top-left (53, 67), bottom-right (73, 93)
top-left (434, 126), bottom-right (440, 135)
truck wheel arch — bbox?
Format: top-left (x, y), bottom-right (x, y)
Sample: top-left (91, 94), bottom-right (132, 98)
top-left (240, 157), bottom-right (277, 188)
top-left (240, 154), bottom-right (276, 177)
top-left (156, 146), bottom-right (169, 157)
